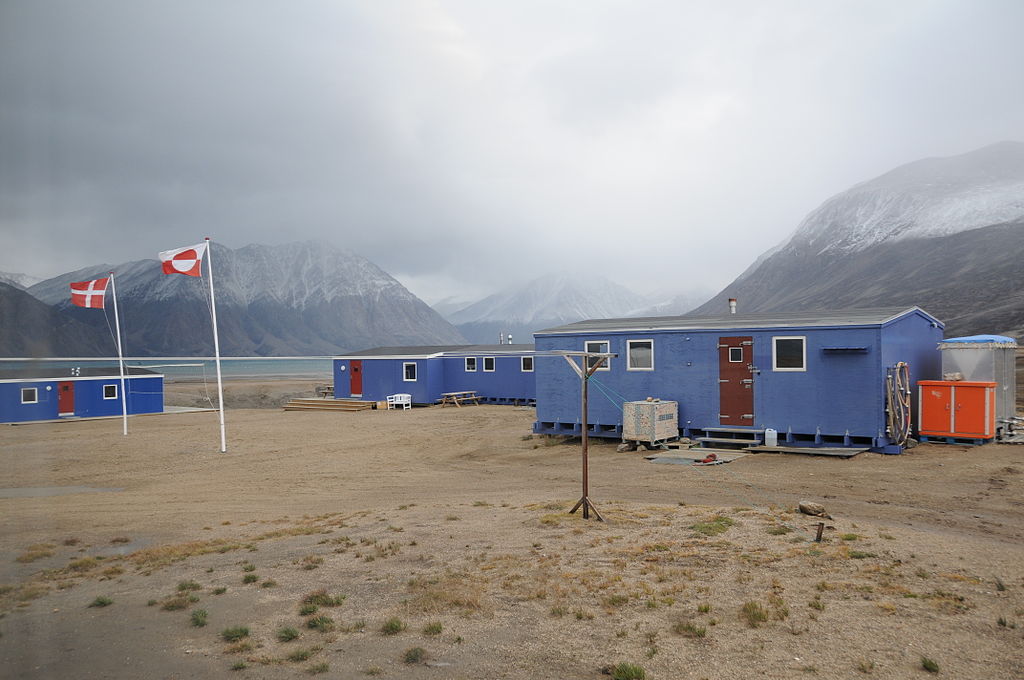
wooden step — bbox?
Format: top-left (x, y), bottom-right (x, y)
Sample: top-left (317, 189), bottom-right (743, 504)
top-left (283, 398), bottom-right (374, 412)
top-left (695, 436), bottom-right (763, 446)
top-left (701, 427), bottom-right (765, 435)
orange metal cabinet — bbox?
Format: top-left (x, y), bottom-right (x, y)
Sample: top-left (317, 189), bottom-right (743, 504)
top-left (918, 381), bottom-right (996, 438)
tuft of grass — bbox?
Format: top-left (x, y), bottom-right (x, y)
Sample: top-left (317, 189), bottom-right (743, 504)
top-left (697, 603), bottom-right (711, 613)
top-left (16, 544), bottom-right (56, 563)
top-left (809, 597), bottom-right (825, 611)
top-left (690, 516), bottom-right (735, 536)
top-left (403, 647), bottom-right (427, 664)
top-left (177, 580), bottom-right (202, 592)
top-left (110, 536), bottom-right (131, 544)
top-left (212, 587), bottom-right (227, 595)
top-left (261, 580), bottom-right (277, 588)
top-left (307, 662), bottom-right (329, 675)
top-left (995, 577), bottom-right (1006, 592)
top-left (550, 605), bottom-right (567, 617)
top-left (840, 533), bottom-right (860, 541)
top-left (221, 626), bottom-right (250, 642)
top-left (604, 594), bottom-right (629, 607)
top-left (921, 656), bottom-right (939, 673)
top-left (277, 626), bottom-right (300, 642)
top-left (190, 609), bottom-right (208, 627)
top-left (230, 661), bottom-right (247, 671)
top-left (671, 621), bottom-right (706, 638)
top-left (611, 662), bottom-right (646, 680)
top-left (287, 647), bottom-right (317, 662)
top-left (242, 574), bottom-right (259, 584)
top-left (422, 622), bottom-right (443, 636)
top-left (242, 563), bottom-right (256, 572)
top-left (299, 603), bottom-right (319, 616)
top-left (364, 667), bottom-right (384, 676)
top-left (161, 596), bottom-right (189, 611)
top-left (301, 555), bottom-right (324, 570)
top-left (848, 550), bottom-right (876, 560)
top-left (766, 525), bottom-right (792, 536)
top-left (88, 596), bottom-right (113, 608)
top-left (67, 557), bottom-right (100, 573)
top-left (381, 617), bottom-right (406, 635)
top-left (307, 615), bottom-right (335, 632)
top-left (303, 589), bottom-right (346, 607)
top-left (147, 599), bottom-right (158, 606)
top-left (740, 601), bottom-right (769, 628)
top-left (857, 659), bottom-right (875, 673)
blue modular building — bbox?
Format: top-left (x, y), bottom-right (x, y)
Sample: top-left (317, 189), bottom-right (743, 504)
top-left (333, 345), bottom-right (536, 405)
top-left (1, 366), bottom-right (164, 424)
top-left (532, 307), bottom-right (943, 453)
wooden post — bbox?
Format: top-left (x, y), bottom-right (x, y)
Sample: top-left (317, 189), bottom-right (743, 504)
top-left (567, 353), bottom-right (607, 522)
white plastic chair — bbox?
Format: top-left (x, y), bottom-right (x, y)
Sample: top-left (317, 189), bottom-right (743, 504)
top-left (387, 393), bottom-right (412, 410)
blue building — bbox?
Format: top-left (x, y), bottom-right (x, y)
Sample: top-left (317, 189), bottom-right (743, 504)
top-left (532, 307), bottom-right (943, 453)
top-left (1, 366), bottom-right (164, 424)
top-left (333, 345), bottom-right (536, 405)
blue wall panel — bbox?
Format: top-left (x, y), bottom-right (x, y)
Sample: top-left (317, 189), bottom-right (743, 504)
top-left (1, 376), bottom-right (163, 424)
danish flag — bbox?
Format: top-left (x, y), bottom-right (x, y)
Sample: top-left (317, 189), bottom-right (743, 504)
top-left (158, 242), bottom-right (207, 276)
top-left (69, 277), bottom-right (109, 309)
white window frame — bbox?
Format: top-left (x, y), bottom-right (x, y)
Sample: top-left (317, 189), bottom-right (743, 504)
top-left (465, 357), bottom-right (477, 372)
top-left (103, 384), bottom-right (118, 400)
top-left (483, 357), bottom-right (495, 372)
top-left (772, 336), bottom-right (807, 372)
top-left (403, 362), bottom-right (418, 382)
top-left (728, 347), bottom-right (744, 363)
top-left (21, 387), bottom-right (38, 404)
top-left (520, 356), bottom-right (534, 372)
top-left (626, 339), bottom-right (655, 371)
top-left (585, 340), bottom-right (611, 371)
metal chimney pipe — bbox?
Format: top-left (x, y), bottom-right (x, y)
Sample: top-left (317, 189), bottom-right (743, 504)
top-left (507, 334), bottom-right (513, 344)
top-left (728, 298), bottom-right (737, 314)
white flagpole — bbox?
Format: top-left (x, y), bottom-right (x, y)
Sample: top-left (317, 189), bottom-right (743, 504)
top-left (109, 272), bottom-right (128, 436)
top-left (204, 237), bottom-right (227, 453)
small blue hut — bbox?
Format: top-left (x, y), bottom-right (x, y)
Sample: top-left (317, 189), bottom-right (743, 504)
top-left (532, 307), bottom-right (943, 453)
top-left (333, 345), bottom-right (536, 405)
top-left (1, 366), bottom-right (164, 424)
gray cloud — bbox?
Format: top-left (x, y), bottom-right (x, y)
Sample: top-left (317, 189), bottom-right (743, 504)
top-left (2, 0), bottom-right (1023, 303)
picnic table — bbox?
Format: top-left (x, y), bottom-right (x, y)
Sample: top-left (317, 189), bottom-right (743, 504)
top-left (438, 390), bottom-right (483, 407)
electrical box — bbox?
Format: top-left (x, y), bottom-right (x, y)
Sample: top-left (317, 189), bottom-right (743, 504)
top-left (622, 400), bottom-right (678, 445)
top-left (918, 380), bottom-right (997, 439)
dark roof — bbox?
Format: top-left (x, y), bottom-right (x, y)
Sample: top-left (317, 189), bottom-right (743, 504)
top-left (337, 344), bottom-right (535, 358)
top-left (0, 366), bottom-right (160, 381)
top-left (535, 307), bottom-right (941, 335)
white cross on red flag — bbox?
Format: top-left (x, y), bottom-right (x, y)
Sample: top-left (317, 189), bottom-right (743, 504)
top-left (69, 277), bottom-right (109, 309)
top-left (158, 242), bottom-right (207, 276)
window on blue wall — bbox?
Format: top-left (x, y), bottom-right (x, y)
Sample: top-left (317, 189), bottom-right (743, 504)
top-left (103, 384), bottom-right (118, 399)
top-left (627, 340), bottom-right (654, 370)
top-left (465, 357), bottom-right (477, 372)
top-left (483, 357), bottom-right (495, 372)
top-left (21, 387), bottom-right (38, 404)
top-left (772, 336), bottom-right (806, 371)
top-left (403, 362), bottom-right (417, 381)
top-left (585, 340), bottom-right (611, 370)
top-left (521, 356), bottom-right (534, 372)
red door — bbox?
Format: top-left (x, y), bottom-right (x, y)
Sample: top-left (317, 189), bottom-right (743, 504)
top-left (718, 337), bottom-right (754, 425)
top-left (918, 382), bottom-right (952, 434)
top-left (58, 381), bottom-right (75, 415)
top-left (349, 360), bottom-right (363, 397)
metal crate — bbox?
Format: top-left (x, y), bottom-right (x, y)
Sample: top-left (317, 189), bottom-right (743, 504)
top-left (622, 400), bottom-right (679, 445)
top-left (939, 336), bottom-right (1018, 428)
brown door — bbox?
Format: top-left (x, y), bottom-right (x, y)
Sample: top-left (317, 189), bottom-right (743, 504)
top-left (349, 360), bottom-right (362, 397)
top-left (718, 336), bottom-right (754, 425)
top-left (58, 381), bottom-right (75, 415)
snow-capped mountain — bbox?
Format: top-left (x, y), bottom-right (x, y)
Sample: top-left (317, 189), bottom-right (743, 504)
top-left (0, 271), bottom-right (43, 290)
top-left (446, 273), bottom-right (647, 344)
top-left (785, 141), bottom-right (1024, 255)
top-left (22, 241), bottom-right (466, 356)
top-left (693, 142), bottom-right (1024, 338)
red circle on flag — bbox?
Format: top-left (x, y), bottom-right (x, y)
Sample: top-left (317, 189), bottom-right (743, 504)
top-left (171, 249), bottom-right (200, 274)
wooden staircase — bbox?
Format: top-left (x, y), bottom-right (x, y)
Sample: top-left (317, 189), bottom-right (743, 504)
top-left (283, 398), bottom-right (375, 412)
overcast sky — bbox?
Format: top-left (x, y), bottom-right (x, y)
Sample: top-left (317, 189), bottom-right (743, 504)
top-left (2, 0), bottom-right (1023, 304)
